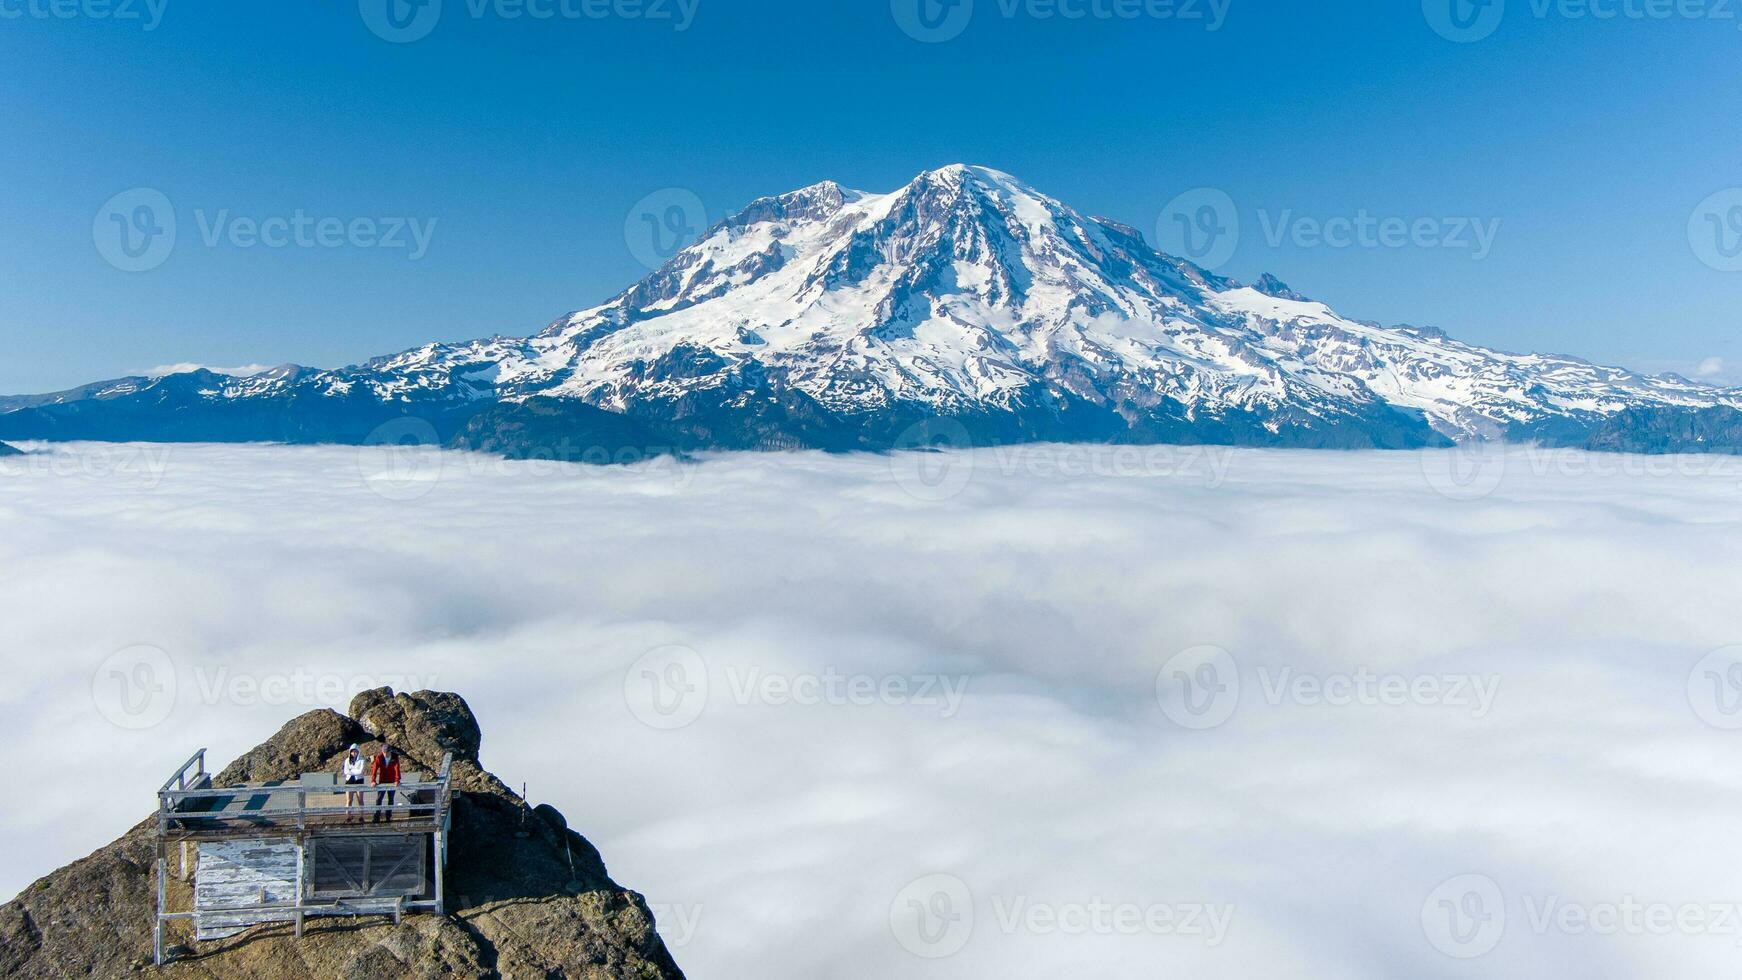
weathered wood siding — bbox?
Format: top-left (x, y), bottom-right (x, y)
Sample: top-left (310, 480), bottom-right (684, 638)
top-left (193, 839), bottom-right (299, 940)
top-left (309, 836), bottom-right (427, 899)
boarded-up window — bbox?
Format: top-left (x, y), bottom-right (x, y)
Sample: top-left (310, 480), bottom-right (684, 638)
top-left (308, 836), bottom-right (427, 899)
top-left (194, 840), bottom-right (299, 940)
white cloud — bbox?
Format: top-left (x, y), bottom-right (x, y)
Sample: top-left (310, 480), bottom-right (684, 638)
top-left (1695, 356), bottom-right (1725, 378)
top-left (3, 443), bottom-right (1742, 978)
top-left (143, 362), bottom-right (274, 378)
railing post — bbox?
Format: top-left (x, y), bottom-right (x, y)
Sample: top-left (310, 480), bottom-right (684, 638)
top-left (433, 825), bottom-right (445, 914)
top-left (294, 836), bottom-right (306, 939)
top-left (153, 846), bottom-right (166, 966)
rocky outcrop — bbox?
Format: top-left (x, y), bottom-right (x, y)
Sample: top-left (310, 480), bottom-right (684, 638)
top-left (0, 442), bottom-right (20, 456)
top-left (0, 690), bottom-right (686, 979)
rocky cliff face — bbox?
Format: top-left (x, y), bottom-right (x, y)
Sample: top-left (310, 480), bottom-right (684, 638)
top-left (0, 690), bottom-right (686, 980)
top-left (0, 442), bottom-right (20, 457)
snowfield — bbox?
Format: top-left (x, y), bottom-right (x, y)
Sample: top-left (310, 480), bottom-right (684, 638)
top-left (4, 443), bottom-right (1742, 979)
top-left (13, 166), bottom-right (1742, 454)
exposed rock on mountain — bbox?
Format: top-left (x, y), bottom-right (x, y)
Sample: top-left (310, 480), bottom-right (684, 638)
top-left (0, 689), bottom-right (686, 980)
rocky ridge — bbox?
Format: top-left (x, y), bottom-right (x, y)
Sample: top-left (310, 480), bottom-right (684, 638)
top-left (0, 690), bottom-right (685, 979)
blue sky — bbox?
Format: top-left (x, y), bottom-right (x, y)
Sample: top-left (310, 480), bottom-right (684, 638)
top-left (2, 0), bottom-right (1739, 394)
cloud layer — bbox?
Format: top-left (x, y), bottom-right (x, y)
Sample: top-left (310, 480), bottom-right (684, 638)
top-left (3, 442), bottom-right (1742, 978)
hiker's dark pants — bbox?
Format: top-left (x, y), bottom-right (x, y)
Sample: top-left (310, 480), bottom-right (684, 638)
top-left (373, 789), bottom-right (396, 822)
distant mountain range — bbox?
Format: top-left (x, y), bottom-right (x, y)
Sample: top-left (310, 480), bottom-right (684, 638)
top-left (7, 164), bottom-right (1741, 457)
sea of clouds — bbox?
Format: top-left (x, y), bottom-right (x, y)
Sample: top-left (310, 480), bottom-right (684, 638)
top-left (4, 440), bottom-right (1742, 978)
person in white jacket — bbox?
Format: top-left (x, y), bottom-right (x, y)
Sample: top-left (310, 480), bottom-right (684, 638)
top-left (340, 744), bottom-right (368, 822)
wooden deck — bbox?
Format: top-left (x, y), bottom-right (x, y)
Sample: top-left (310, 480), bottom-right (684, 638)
top-left (153, 749), bottom-right (455, 965)
top-left (166, 778), bottom-right (441, 840)
top-left (160, 760), bottom-right (449, 842)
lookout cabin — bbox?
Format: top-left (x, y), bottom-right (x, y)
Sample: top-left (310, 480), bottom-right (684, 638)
top-left (151, 748), bottom-right (454, 966)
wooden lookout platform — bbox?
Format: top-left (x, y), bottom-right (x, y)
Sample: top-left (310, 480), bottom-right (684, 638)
top-left (152, 749), bottom-right (454, 966)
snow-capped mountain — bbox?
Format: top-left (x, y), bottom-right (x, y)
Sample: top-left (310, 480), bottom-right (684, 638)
top-left (6, 164), bottom-right (1741, 455)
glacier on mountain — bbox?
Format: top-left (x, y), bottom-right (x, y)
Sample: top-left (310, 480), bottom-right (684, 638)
top-left (5, 165), bottom-right (1740, 455)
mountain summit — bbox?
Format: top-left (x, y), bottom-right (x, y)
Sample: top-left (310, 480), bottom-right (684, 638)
top-left (0, 689), bottom-right (685, 978)
top-left (5, 165), bottom-right (1741, 454)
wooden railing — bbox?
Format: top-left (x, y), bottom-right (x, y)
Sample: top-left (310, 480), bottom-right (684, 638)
top-left (153, 750), bottom-right (457, 966)
top-left (158, 752), bottom-right (455, 835)
top-left (159, 748), bottom-right (209, 794)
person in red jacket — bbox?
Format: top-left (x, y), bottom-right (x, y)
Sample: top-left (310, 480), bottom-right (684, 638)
top-left (370, 745), bottom-right (402, 824)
